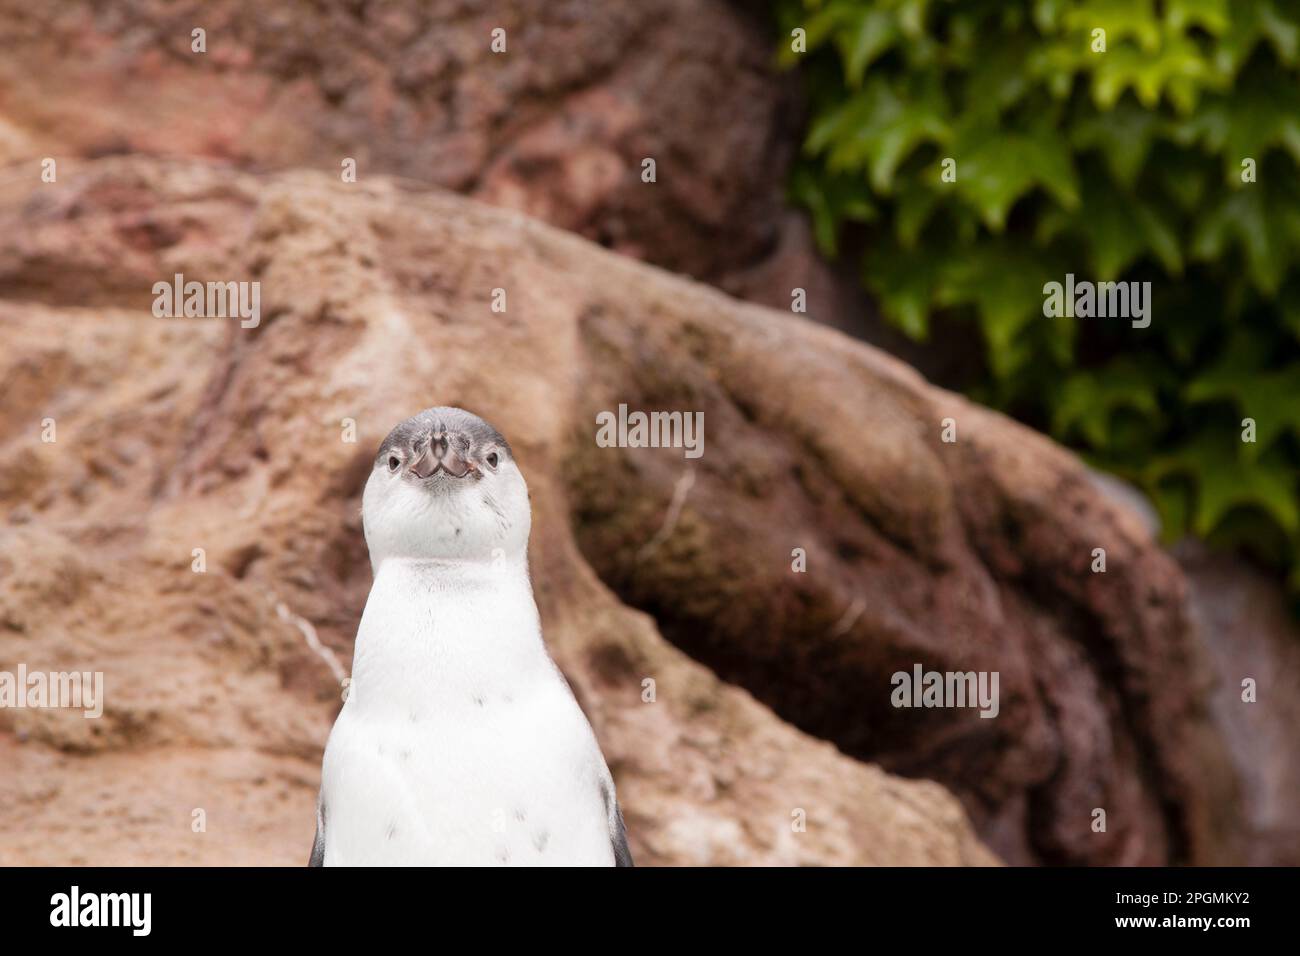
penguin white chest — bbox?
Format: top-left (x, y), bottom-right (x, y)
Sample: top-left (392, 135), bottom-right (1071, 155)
top-left (319, 561), bottom-right (615, 866)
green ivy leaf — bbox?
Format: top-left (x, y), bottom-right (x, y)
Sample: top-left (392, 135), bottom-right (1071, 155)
top-left (947, 121), bottom-right (1080, 230)
top-left (1033, 0), bottom-right (1071, 33)
top-left (1071, 100), bottom-right (1164, 188)
top-left (1064, 0), bottom-right (1163, 52)
top-left (1089, 34), bottom-right (1221, 113)
top-left (804, 78), bottom-right (949, 193)
top-left (1216, 0), bottom-right (1300, 74)
top-left (790, 164), bottom-right (877, 257)
top-left (1150, 435), bottom-right (1300, 535)
top-left (1057, 167), bottom-right (1184, 278)
top-left (1052, 358), bottom-right (1165, 447)
top-left (1172, 67), bottom-right (1300, 178)
top-left (962, 32), bottom-right (1035, 119)
top-left (1146, 143), bottom-right (1213, 211)
top-left (1186, 335), bottom-right (1300, 457)
top-left (862, 241), bottom-right (941, 339)
top-left (1165, 0), bottom-right (1230, 36)
top-left (839, 7), bottom-right (901, 87)
top-left (892, 178), bottom-right (942, 248)
top-left (1191, 183), bottom-right (1300, 294)
top-left (934, 243), bottom-right (1062, 377)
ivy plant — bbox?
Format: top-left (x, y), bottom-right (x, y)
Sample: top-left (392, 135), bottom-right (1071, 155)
top-left (777, 0), bottom-right (1300, 597)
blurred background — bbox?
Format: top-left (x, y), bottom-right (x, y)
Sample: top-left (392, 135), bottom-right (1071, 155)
top-left (0, 1), bottom-right (1297, 866)
top-left (777, 0), bottom-right (1300, 599)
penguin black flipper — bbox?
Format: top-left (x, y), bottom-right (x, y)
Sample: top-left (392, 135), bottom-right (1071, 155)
top-left (612, 803), bottom-right (634, 867)
top-left (308, 797), bottom-right (326, 867)
top-left (603, 781), bottom-right (633, 867)
top-left (308, 827), bottom-right (325, 867)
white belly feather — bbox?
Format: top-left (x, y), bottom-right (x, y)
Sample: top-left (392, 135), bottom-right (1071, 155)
top-left (320, 559), bottom-right (615, 866)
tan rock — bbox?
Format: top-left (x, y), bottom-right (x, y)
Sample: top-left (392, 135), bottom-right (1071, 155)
top-left (0, 158), bottom-right (1001, 865)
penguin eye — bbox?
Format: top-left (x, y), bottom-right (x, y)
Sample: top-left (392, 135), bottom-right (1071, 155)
top-left (387, 455), bottom-right (401, 472)
top-left (485, 451), bottom-right (500, 470)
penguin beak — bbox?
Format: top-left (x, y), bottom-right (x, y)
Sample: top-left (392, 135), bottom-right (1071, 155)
top-left (410, 433), bottom-right (476, 479)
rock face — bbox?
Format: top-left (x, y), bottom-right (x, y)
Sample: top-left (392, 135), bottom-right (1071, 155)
top-left (0, 0), bottom-right (884, 336)
top-left (1177, 543), bottom-right (1300, 865)
top-left (0, 158), bottom-right (996, 866)
top-left (0, 157), bottom-right (1265, 866)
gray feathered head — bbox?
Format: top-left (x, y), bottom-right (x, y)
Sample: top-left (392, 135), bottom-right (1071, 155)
top-left (362, 407), bottom-right (530, 568)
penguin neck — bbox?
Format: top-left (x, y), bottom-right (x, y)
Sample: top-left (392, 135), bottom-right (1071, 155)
top-left (348, 555), bottom-right (550, 715)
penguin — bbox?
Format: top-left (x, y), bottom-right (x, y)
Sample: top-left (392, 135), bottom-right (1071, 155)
top-left (310, 407), bottom-right (632, 866)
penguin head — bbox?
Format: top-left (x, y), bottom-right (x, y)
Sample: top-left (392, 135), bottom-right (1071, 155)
top-left (362, 407), bottom-right (531, 566)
